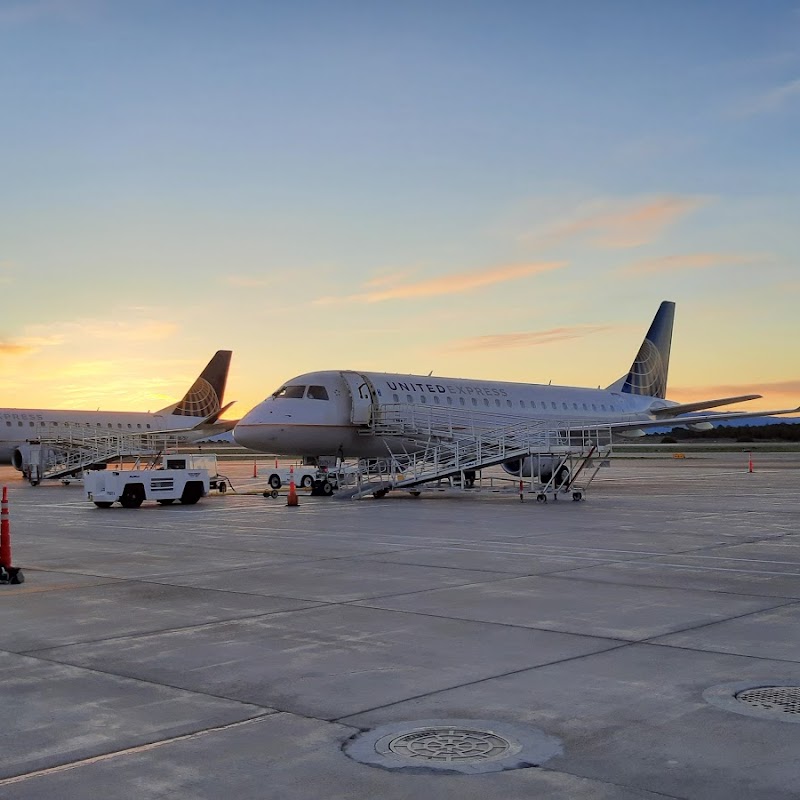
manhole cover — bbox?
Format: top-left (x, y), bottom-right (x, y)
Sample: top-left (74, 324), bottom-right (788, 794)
top-left (704, 682), bottom-right (800, 723)
top-left (386, 727), bottom-right (512, 762)
top-left (735, 687), bottom-right (800, 715)
top-left (344, 719), bottom-right (562, 774)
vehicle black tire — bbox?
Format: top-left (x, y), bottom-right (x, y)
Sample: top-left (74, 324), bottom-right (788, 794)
top-left (218, 481), bottom-right (227, 493)
top-left (555, 466), bottom-right (570, 487)
top-left (572, 492), bottom-right (582, 502)
top-left (94, 501), bottom-right (113, 509)
top-left (120, 484), bottom-right (145, 508)
top-left (180, 481), bottom-right (204, 505)
top-left (536, 493), bottom-right (547, 504)
top-left (158, 499), bottom-right (175, 505)
top-left (320, 481), bottom-right (334, 496)
top-left (268, 475), bottom-right (281, 490)
top-left (270, 489), bottom-right (279, 499)
top-left (300, 475), bottom-right (313, 489)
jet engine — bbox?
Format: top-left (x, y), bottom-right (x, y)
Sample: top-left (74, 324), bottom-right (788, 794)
top-left (11, 447), bottom-right (26, 471)
top-left (502, 456), bottom-right (570, 487)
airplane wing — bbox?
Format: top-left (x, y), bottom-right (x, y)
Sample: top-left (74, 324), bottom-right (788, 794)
top-left (599, 404), bottom-right (800, 435)
top-left (145, 402), bottom-right (239, 437)
top-left (649, 395), bottom-right (762, 418)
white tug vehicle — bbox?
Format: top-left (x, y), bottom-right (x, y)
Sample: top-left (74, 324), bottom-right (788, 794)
top-left (85, 455), bottom-right (214, 508)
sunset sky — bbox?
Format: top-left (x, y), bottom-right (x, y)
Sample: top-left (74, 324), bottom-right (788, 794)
top-left (1, 0), bottom-right (799, 418)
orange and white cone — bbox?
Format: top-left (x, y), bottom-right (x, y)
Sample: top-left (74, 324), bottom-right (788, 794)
top-left (0, 487), bottom-right (24, 585)
top-left (287, 466), bottom-right (299, 507)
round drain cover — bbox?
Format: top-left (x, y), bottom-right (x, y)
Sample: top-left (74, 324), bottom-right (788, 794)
top-left (735, 687), bottom-right (800, 716)
top-left (704, 682), bottom-right (800, 723)
top-left (344, 719), bottom-right (562, 774)
top-left (386, 726), bottom-right (513, 763)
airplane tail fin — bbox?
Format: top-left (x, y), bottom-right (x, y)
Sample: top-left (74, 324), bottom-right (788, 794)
top-left (157, 350), bottom-right (232, 418)
top-left (605, 301), bottom-right (674, 399)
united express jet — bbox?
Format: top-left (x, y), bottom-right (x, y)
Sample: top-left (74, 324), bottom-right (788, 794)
top-left (1, 350), bottom-right (235, 470)
top-left (233, 303), bottom-right (798, 480)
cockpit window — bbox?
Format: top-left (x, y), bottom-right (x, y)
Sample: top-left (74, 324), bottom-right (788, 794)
top-left (273, 385), bottom-right (306, 399)
top-left (307, 385), bottom-right (329, 400)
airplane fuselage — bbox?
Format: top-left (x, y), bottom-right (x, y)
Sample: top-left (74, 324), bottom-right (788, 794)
top-left (233, 369), bottom-right (674, 458)
top-left (0, 408), bottom-right (208, 466)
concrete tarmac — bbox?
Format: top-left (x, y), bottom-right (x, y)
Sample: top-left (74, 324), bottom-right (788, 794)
top-left (0, 452), bottom-right (799, 798)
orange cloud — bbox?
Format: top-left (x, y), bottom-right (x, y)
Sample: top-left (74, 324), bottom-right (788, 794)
top-left (620, 252), bottom-right (765, 275)
top-left (523, 195), bottom-right (707, 250)
top-left (446, 324), bottom-right (613, 352)
top-left (315, 261), bottom-right (565, 305)
top-left (0, 341), bottom-right (34, 356)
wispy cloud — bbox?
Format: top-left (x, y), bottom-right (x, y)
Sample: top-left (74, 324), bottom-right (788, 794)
top-left (315, 261), bottom-right (565, 305)
top-left (0, 341), bottom-right (36, 357)
top-left (735, 77), bottom-right (800, 116)
top-left (619, 252), bottom-right (766, 276)
top-left (520, 195), bottom-right (708, 250)
top-left (224, 275), bottom-right (272, 288)
top-left (2, 313), bottom-right (178, 360)
top-left (0, 0), bottom-right (97, 26)
top-left (24, 318), bottom-right (178, 343)
top-left (446, 324), bottom-right (613, 352)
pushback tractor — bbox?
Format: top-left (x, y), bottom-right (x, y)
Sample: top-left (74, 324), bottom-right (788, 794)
top-left (85, 465), bottom-right (210, 508)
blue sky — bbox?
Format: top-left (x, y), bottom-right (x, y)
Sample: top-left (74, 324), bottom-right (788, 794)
top-left (1, 0), bottom-right (798, 413)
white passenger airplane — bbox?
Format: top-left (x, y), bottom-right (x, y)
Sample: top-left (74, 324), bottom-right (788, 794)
top-left (1, 350), bottom-right (235, 470)
top-left (233, 302), bottom-right (798, 481)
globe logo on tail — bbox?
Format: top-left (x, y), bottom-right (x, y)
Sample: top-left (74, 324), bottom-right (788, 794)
top-left (622, 339), bottom-right (668, 399)
top-left (173, 378), bottom-right (220, 418)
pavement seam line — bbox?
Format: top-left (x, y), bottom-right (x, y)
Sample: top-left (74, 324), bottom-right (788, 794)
top-left (0, 713), bottom-right (275, 786)
top-left (334, 641), bottom-right (633, 723)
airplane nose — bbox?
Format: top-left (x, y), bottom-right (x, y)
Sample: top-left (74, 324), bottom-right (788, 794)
top-left (232, 423), bottom-right (260, 449)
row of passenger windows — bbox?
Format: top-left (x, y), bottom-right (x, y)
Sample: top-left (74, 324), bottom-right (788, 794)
top-left (5, 420), bottom-right (153, 429)
top-left (272, 385), bottom-right (329, 400)
top-left (390, 394), bottom-right (616, 412)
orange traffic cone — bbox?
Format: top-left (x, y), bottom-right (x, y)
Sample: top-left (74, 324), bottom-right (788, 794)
top-left (0, 487), bottom-right (24, 585)
top-left (287, 466), bottom-right (298, 507)
top-left (252, 460), bottom-right (258, 479)
top-left (748, 452), bottom-right (754, 473)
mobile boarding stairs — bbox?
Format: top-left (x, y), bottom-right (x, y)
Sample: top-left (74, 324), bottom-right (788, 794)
top-left (19, 431), bottom-right (187, 485)
top-left (340, 403), bottom-right (614, 500)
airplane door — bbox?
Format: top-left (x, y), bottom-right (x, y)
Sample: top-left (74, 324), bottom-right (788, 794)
top-left (341, 371), bottom-right (376, 425)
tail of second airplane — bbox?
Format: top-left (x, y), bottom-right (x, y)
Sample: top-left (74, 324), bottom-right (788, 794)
top-left (157, 350), bottom-right (232, 420)
top-left (606, 301), bottom-right (674, 399)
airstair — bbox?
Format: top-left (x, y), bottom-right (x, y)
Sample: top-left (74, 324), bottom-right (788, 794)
top-left (341, 403), bottom-right (614, 500)
top-left (21, 431), bottom-right (185, 484)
